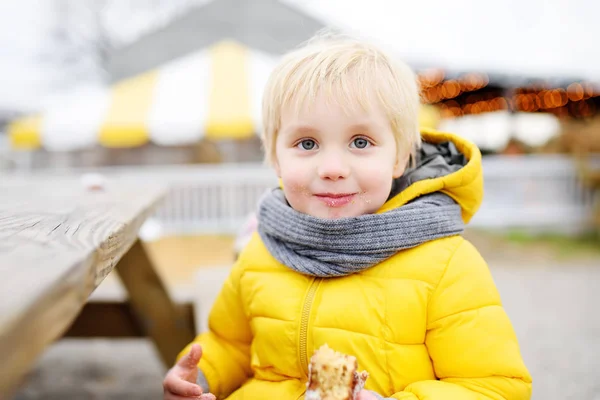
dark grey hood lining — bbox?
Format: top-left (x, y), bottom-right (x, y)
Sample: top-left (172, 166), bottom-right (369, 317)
top-left (389, 141), bottom-right (468, 199)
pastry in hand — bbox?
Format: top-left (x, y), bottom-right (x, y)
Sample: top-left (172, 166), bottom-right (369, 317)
top-left (306, 344), bottom-right (369, 400)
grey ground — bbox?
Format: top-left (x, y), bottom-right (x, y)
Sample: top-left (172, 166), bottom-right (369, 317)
top-left (10, 237), bottom-right (600, 400)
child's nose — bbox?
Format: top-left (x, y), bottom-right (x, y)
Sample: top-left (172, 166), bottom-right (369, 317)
top-left (317, 155), bottom-right (350, 181)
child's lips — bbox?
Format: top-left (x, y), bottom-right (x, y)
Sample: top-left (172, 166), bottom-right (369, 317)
top-left (314, 193), bottom-right (357, 207)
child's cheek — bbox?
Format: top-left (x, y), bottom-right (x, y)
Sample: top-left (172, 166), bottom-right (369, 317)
top-left (280, 165), bottom-right (311, 192)
top-left (281, 174), bottom-right (312, 208)
top-left (363, 163), bottom-right (394, 186)
top-left (289, 183), bottom-right (311, 197)
top-left (360, 165), bottom-right (395, 203)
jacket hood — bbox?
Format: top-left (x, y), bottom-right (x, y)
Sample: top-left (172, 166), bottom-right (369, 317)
top-left (378, 128), bottom-right (484, 224)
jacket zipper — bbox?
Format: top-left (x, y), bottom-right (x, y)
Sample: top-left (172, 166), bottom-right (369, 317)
top-left (298, 278), bottom-right (320, 378)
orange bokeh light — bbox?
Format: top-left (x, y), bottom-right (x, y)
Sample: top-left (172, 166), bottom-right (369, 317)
top-left (567, 83), bottom-right (584, 102)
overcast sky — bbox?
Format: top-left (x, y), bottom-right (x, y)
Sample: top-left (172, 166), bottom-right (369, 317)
top-left (1, 0), bottom-right (598, 114)
top-left (0, 0), bottom-right (206, 113)
top-left (0, 0), bottom-right (55, 112)
top-left (283, 0), bottom-right (600, 80)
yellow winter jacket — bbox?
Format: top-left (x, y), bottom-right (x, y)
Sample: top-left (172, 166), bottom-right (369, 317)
top-left (179, 129), bottom-right (532, 399)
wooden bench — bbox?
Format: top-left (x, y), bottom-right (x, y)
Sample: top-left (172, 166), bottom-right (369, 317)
top-left (62, 241), bottom-right (198, 353)
top-left (0, 174), bottom-right (196, 398)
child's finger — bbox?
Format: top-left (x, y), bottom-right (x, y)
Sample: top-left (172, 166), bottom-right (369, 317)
top-left (199, 394), bottom-right (216, 400)
top-left (188, 344), bottom-right (203, 366)
top-left (163, 377), bottom-right (203, 397)
top-left (177, 344), bottom-right (203, 370)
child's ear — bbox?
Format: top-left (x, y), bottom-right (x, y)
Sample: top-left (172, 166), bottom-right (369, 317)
top-left (392, 152), bottom-right (410, 178)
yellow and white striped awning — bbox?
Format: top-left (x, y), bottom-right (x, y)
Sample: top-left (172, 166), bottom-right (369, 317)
top-left (9, 41), bottom-right (277, 151)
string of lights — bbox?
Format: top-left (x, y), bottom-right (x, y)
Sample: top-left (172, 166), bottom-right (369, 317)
top-left (417, 69), bottom-right (599, 120)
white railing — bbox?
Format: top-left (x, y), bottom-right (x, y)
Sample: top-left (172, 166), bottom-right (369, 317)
top-left (141, 155), bottom-right (597, 236)
top-left (147, 164), bottom-right (278, 235)
top-left (470, 155), bottom-right (597, 234)
top-left (2, 155), bottom-right (597, 235)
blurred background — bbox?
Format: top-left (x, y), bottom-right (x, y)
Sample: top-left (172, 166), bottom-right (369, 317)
top-left (1, 0), bottom-right (599, 399)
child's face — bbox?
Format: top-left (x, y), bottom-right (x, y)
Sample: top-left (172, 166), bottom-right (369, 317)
top-left (274, 93), bottom-right (406, 219)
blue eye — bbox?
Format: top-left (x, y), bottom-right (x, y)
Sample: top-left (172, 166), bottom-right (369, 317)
top-left (352, 138), bottom-right (370, 149)
top-left (298, 139), bottom-right (317, 150)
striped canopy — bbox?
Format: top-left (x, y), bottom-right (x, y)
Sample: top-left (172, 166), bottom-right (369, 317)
top-left (9, 41), bottom-right (278, 151)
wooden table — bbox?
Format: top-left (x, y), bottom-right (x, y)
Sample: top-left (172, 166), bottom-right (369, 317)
top-left (0, 174), bottom-right (196, 398)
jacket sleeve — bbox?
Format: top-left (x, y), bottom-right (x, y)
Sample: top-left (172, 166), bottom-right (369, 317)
top-left (388, 239), bottom-right (532, 400)
top-left (176, 258), bottom-right (252, 399)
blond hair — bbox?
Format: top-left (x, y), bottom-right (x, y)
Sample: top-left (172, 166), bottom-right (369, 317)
top-left (261, 32), bottom-right (422, 167)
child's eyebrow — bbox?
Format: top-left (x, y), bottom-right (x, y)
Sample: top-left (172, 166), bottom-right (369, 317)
top-left (285, 125), bottom-right (320, 135)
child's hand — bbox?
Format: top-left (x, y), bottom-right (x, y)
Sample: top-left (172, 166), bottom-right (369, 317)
top-left (356, 389), bottom-right (379, 400)
top-left (163, 344), bottom-right (216, 399)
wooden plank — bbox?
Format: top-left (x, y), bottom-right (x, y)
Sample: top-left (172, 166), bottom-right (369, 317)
top-left (0, 175), bottom-right (165, 398)
top-left (64, 302), bottom-right (145, 338)
top-left (115, 239), bottom-right (196, 366)
top-left (63, 302), bottom-right (195, 338)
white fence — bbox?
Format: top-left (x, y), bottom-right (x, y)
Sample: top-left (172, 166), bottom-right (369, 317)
top-left (470, 155), bottom-right (597, 234)
top-left (2, 155), bottom-right (597, 236)
top-left (138, 155), bottom-right (598, 236)
top-left (147, 164), bottom-right (278, 235)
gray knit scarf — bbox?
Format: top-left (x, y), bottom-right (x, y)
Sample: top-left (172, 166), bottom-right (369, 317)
top-left (257, 189), bottom-right (464, 277)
